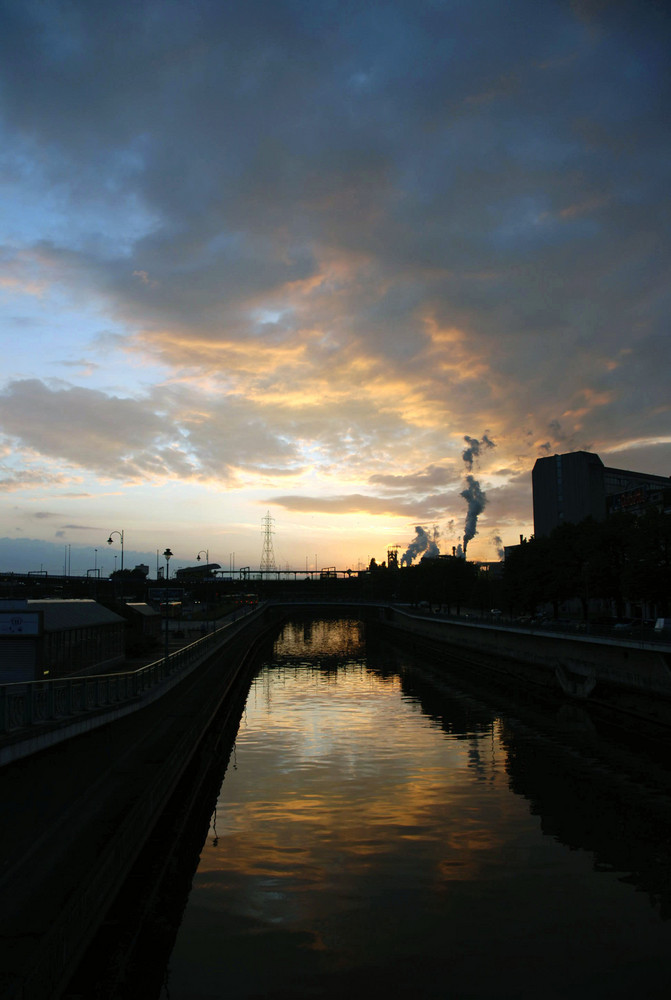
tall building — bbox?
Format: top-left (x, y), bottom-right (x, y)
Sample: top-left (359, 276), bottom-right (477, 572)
top-left (532, 451), bottom-right (671, 537)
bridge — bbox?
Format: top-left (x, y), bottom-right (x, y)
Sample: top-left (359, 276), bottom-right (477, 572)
top-left (1, 601), bottom-right (670, 999)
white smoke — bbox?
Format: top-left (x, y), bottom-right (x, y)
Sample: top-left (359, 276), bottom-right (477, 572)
top-left (421, 525), bottom-right (440, 561)
top-left (401, 525), bottom-right (440, 566)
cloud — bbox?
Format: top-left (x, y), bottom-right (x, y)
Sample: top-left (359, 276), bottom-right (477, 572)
top-left (268, 493), bottom-right (421, 517)
top-left (0, 466), bottom-right (73, 491)
top-left (0, 0), bottom-right (669, 562)
top-left (369, 464), bottom-right (460, 493)
top-left (0, 378), bottom-right (308, 484)
top-left (267, 486), bottom-right (482, 528)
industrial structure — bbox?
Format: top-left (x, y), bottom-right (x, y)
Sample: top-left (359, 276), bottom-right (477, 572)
top-left (260, 511), bottom-right (277, 572)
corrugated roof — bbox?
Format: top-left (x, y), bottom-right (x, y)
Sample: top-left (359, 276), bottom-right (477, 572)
top-left (126, 603), bottom-right (161, 618)
top-left (27, 599), bottom-right (126, 632)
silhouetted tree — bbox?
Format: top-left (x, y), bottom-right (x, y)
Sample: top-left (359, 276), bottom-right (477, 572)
top-left (503, 509), bottom-right (670, 619)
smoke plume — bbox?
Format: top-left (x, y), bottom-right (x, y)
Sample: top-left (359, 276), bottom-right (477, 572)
top-left (401, 525), bottom-right (440, 566)
top-left (461, 475), bottom-right (487, 554)
top-left (462, 433), bottom-right (495, 471)
top-left (458, 433), bottom-right (495, 555)
top-left (421, 525), bottom-right (440, 561)
top-left (491, 533), bottom-right (505, 559)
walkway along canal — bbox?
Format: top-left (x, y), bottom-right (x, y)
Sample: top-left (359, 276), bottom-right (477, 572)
top-left (0, 605), bottom-right (282, 1000)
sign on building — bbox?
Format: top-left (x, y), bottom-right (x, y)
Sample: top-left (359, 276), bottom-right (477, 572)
top-left (0, 612), bottom-right (42, 636)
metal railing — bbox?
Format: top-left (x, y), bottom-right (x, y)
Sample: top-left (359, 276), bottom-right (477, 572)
top-left (0, 609), bottom-right (262, 740)
top-left (401, 607), bottom-right (671, 649)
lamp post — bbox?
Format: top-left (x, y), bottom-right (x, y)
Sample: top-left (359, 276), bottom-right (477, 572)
top-left (163, 548), bottom-right (173, 664)
top-left (107, 530), bottom-right (124, 573)
top-left (197, 550), bottom-right (210, 632)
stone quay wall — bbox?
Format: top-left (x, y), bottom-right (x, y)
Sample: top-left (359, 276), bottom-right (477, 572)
top-left (381, 607), bottom-right (671, 726)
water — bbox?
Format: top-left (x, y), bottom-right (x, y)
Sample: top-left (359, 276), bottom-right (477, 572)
top-left (161, 617), bottom-right (671, 998)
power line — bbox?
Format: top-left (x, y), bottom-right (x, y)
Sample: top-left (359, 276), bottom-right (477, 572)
top-left (260, 511), bottom-right (276, 571)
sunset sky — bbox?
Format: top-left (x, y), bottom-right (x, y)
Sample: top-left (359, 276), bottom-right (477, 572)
top-left (1, 0), bottom-right (670, 577)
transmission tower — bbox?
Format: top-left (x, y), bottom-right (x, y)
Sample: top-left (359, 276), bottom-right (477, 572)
top-left (260, 511), bottom-right (276, 571)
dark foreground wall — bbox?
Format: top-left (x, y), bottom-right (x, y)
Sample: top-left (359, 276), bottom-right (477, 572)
top-left (381, 607), bottom-right (671, 729)
top-left (0, 608), bottom-right (281, 1000)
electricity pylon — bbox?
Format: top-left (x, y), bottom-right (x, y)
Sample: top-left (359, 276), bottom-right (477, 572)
top-left (260, 511), bottom-right (276, 572)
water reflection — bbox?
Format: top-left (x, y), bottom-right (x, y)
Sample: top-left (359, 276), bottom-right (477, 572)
top-left (161, 618), bottom-right (671, 998)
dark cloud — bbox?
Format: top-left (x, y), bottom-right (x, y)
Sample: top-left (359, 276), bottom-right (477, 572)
top-left (368, 464), bottom-right (459, 493)
top-left (0, 0), bottom-right (668, 559)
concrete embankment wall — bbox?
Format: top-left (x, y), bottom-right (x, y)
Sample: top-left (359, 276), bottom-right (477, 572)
top-left (382, 608), bottom-right (671, 727)
top-left (0, 606), bottom-right (282, 1000)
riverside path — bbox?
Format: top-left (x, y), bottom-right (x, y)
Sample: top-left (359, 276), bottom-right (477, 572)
top-left (0, 606), bottom-right (277, 1000)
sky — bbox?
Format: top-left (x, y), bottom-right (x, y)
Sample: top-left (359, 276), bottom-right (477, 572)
top-left (1, 0), bottom-right (670, 577)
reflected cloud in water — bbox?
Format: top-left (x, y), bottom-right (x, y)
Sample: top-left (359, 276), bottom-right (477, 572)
top-left (162, 617), bottom-right (671, 999)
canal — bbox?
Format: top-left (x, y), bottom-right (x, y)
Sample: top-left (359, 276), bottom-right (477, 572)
top-left (69, 614), bottom-right (671, 998)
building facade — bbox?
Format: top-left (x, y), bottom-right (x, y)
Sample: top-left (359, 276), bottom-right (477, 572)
top-left (532, 451), bottom-right (671, 537)
top-left (0, 599), bottom-right (126, 683)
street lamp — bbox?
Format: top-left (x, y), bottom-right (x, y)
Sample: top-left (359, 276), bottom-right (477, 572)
top-left (107, 530), bottom-right (124, 573)
top-left (163, 548), bottom-right (173, 665)
top-left (197, 550), bottom-right (210, 632)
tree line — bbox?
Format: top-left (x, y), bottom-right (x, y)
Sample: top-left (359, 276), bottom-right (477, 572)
top-left (503, 509), bottom-right (671, 620)
top-left (362, 508), bottom-right (671, 620)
